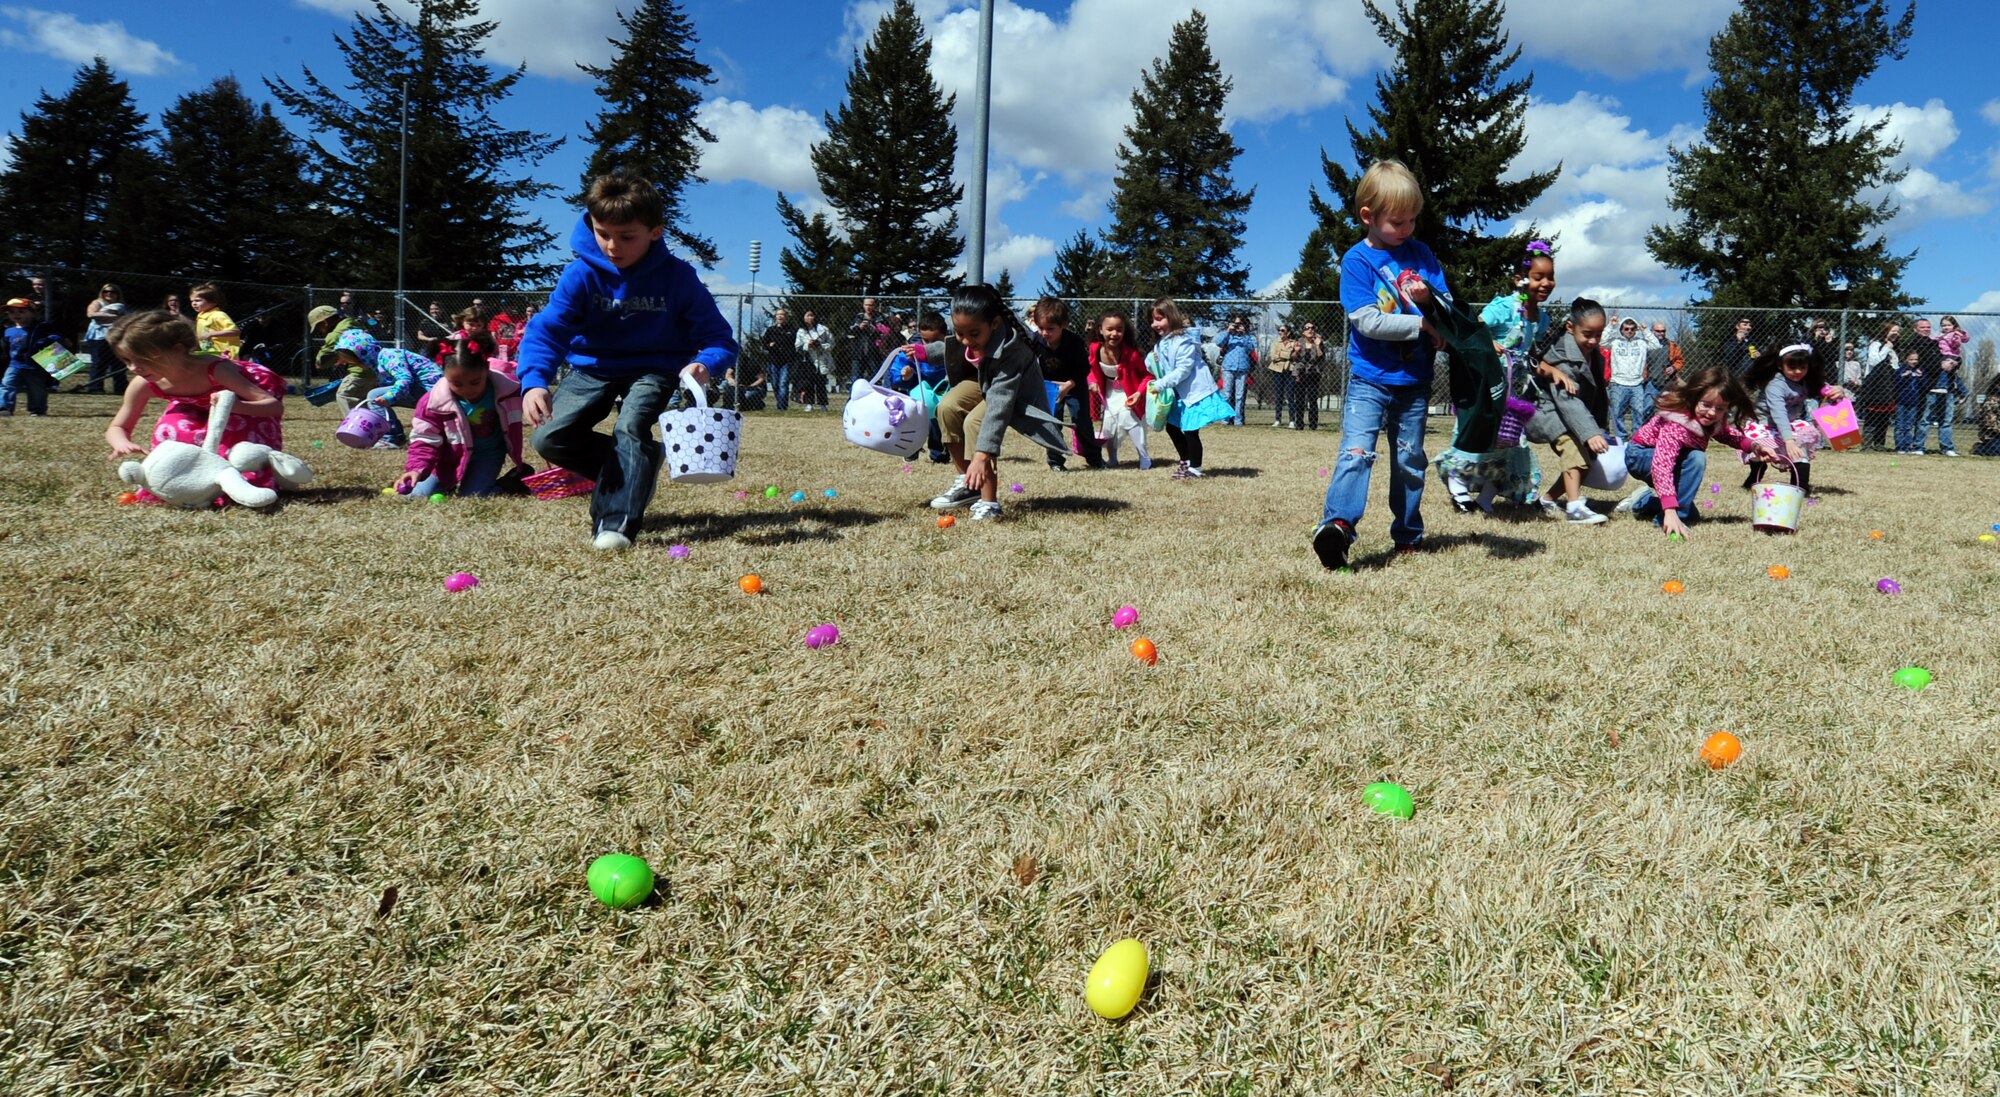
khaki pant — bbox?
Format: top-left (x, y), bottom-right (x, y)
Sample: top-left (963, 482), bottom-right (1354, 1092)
top-left (1550, 431), bottom-right (1590, 474)
top-left (335, 373), bottom-right (375, 413)
top-left (936, 380), bottom-right (985, 446)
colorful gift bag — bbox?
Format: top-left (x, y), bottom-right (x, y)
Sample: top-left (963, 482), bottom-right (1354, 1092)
top-left (1811, 398), bottom-right (1861, 451)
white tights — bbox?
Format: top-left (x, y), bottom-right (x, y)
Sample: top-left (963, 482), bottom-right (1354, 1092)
top-left (1104, 427), bottom-right (1150, 469)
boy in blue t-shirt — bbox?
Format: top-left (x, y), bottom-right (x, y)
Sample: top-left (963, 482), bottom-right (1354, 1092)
top-left (1313, 160), bottom-right (1451, 570)
top-left (518, 174), bottom-right (740, 550)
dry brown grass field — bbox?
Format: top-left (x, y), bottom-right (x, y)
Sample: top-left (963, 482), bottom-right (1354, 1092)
top-left (3, 393), bottom-right (1999, 1096)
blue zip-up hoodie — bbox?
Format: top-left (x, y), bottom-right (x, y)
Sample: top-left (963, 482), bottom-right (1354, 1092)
top-left (517, 214), bottom-right (739, 392)
top-left (1217, 331), bottom-right (1258, 374)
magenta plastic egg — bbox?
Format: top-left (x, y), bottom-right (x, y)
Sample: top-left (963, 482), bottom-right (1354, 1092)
top-left (1111, 606), bottom-right (1139, 629)
top-left (1875, 578), bottom-right (1902, 595)
top-left (444, 572), bottom-right (479, 593)
top-left (667, 544), bottom-right (691, 559)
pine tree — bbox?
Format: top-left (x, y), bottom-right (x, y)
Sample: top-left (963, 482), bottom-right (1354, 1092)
top-left (1287, 232), bottom-right (1340, 303)
top-left (1102, 11), bottom-right (1253, 300)
top-left (576, 0), bottom-right (718, 267)
top-left (1647, 0), bottom-right (1917, 310)
top-left (811, 0), bottom-right (962, 296)
top-left (1041, 230), bottom-right (1115, 299)
top-left (267, 0), bottom-right (562, 288)
top-left (1300, 0), bottom-right (1555, 301)
top-left (158, 77), bottom-right (326, 286)
top-left (775, 192), bottom-right (855, 295)
top-left (0, 59), bottom-right (163, 275)
top-left (992, 268), bottom-right (1015, 301)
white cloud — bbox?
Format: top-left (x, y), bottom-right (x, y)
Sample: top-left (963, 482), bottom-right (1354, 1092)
top-left (1501, 0), bottom-right (1735, 77)
top-left (296, 0), bottom-right (616, 81)
top-left (0, 9), bottom-right (182, 75)
top-left (1981, 100), bottom-right (2000, 126)
top-left (0, 134), bottom-right (13, 171)
top-left (694, 99), bottom-right (827, 196)
top-left (1849, 99), bottom-right (1988, 228)
top-left (1960, 291), bottom-right (2000, 314)
top-left (986, 233), bottom-right (1055, 280)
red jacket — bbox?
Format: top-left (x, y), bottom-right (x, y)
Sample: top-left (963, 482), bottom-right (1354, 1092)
top-left (1086, 340), bottom-right (1150, 422)
top-left (406, 372), bottom-right (526, 490)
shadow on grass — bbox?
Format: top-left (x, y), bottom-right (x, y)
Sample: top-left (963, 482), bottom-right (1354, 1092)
top-left (1350, 530), bottom-right (1547, 568)
top-left (282, 486), bottom-right (388, 506)
top-left (1023, 495), bottom-right (1134, 516)
top-left (642, 506), bottom-right (891, 546)
top-left (1195, 467), bottom-right (1260, 479)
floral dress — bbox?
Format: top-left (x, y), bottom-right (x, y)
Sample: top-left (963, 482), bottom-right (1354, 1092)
top-left (1433, 294), bottom-right (1545, 505)
top-left (149, 358), bottom-right (288, 489)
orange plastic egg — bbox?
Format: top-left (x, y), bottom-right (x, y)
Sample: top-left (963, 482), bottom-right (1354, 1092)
top-left (738, 574), bottom-right (763, 595)
top-left (936, 515), bottom-right (956, 529)
top-left (1662, 580), bottom-right (1685, 595)
top-left (1868, 530), bottom-right (1884, 540)
top-left (1700, 732), bottom-right (1743, 769)
top-left (116, 492), bottom-right (139, 506)
top-left (1130, 637), bottom-right (1158, 665)
top-left (1766, 566), bottom-right (1790, 580)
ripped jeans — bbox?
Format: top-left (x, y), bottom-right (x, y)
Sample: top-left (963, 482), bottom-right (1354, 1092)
top-left (1321, 376), bottom-right (1430, 545)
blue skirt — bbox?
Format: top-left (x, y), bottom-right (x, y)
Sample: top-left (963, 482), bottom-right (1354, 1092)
top-left (1170, 391), bottom-right (1234, 432)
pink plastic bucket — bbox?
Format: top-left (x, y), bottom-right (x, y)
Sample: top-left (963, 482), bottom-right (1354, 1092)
top-left (335, 402), bottom-right (393, 448)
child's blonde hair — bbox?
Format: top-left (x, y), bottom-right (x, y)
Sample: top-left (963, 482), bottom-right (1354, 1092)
top-left (106, 309), bottom-right (200, 360)
top-left (189, 282), bottom-right (226, 308)
top-left (1150, 297), bottom-right (1189, 332)
top-left (1354, 159), bottom-right (1424, 219)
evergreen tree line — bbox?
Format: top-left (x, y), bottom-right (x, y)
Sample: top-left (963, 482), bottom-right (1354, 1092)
top-left (1, 0), bottom-right (1922, 339)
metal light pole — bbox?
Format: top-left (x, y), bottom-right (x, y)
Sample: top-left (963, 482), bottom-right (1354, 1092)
top-left (966, 0), bottom-right (995, 285)
top-left (748, 239), bottom-right (761, 304)
top-left (396, 80), bottom-right (409, 347)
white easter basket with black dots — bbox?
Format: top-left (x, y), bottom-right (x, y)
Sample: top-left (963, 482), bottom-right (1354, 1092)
top-left (657, 373), bottom-right (741, 484)
top-left (843, 350), bottom-right (931, 457)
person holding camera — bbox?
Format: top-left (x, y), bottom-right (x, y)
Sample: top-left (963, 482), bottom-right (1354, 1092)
top-left (1217, 313), bottom-right (1258, 426)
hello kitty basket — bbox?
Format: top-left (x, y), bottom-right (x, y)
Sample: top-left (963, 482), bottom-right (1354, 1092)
top-left (1751, 464), bottom-right (1805, 534)
top-left (843, 350), bottom-right (930, 457)
top-left (656, 373), bottom-right (741, 484)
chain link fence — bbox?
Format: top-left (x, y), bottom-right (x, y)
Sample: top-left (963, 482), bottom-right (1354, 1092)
top-left (21, 269), bottom-right (2000, 455)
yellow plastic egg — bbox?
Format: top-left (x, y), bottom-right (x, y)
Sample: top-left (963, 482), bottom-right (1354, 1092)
top-left (1085, 938), bottom-right (1148, 1019)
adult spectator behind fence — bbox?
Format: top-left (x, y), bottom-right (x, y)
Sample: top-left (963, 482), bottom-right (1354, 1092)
top-left (795, 309), bottom-right (835, 411)
top-left (1976, 373), bottom-right (2000, 457)
top-left (3, 297), bottom-right (65, 416)
top-left (761, 308), bottom-right (798, 412)
top-left (1645, 322), bottom-right (1677, 410)
top-left (848, 297), bottom-right (891, 389)
top-left (1267, 323), bottom-right (1299, 428)
top-left (1217, 314), bottom-right (1258, 426)
top-left (1294, 320), bottom-right (1326, 430)
top-left (1604, 314), bottom-right (1657, 439)
top-left (83, 283), bottom-right (128, 394)
top-left (1722, 317), bottom-right (1753, 376)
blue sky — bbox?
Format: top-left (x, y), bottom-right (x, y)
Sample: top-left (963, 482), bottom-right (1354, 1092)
top-left (5, 0), bottom-right (1999, 311)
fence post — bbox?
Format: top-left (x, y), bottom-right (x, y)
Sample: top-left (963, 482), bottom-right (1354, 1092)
top-left (302, 285), bottom-right (315, 389)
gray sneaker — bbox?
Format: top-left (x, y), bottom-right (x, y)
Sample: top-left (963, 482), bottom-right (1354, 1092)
top-left (1565, 505), bottom-right (1609, 525)
top-left (592, 529), bottom-right (633, 551)
top-left (969, 500), bottom-right (1003, 521)
top-left (928, 475), bottom-right (979, 509)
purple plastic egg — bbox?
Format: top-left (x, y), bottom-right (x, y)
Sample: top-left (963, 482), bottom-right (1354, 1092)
top-left (1009, 482), bottom-right (1024, 493)
top-left (1876, 578), bottom-right (1902, 595)
top-left (668, 544), bottom-right (691, 559)
top-left (805, 624), bottom-right (840, 649)
top-left (444, 572), bottom-right (479, 593)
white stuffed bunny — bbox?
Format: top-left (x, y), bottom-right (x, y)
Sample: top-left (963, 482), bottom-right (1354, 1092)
top-left (118, 391), bottom-right (315, 508)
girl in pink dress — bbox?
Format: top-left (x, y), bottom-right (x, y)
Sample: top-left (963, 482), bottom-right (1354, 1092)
top-left (103, 309), bottom-right (288, 493)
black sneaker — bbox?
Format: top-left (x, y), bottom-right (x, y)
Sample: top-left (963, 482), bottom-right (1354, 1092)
top-left (1313, 519), bottom-right (1354, 570)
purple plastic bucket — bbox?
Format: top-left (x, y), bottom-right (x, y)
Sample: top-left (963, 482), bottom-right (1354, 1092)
top-left (335, 403), bottom-right (393, 448)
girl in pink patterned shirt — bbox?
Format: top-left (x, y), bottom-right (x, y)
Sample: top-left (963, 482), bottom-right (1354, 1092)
top-left (1614, 366), bottom-right (1781, 540)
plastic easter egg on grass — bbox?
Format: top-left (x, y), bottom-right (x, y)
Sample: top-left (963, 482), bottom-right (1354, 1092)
top-left (1129, 637), bottom-right (1158, 665)
top-left (1868, 530), bottom-right (1884, 540)
top-left (1700, 732), bottom-right (1742, 769)
top-left (1875, 578), bottom-right (1902, 595)
top-left (1662, 581), bottom-right (1685, 595)
top-left (824, 489), bottom-right (838, 498)
top-left (1710, 483), bottom-right (1721, 493)
top-left (1766, 565), bottom-right (1790, 580)
top-left (791, 491), bottom-right (806, 502)
top-left (735, 491), bottom-right (748, 499)
top-left (1892, 666), bottom-right (1932, 691)
top-left (1362, 781), bottom-right (1415, 819)
top-left (764, 486), bottom-right (780, 498)
top-left (1981, 534), bottom-right (1997, 544)
top-left (937, 515), bottom-right (956, 529)
top-left (429, 493), bottom-right (446, 504)
top-left (443, 572), bottom-right (479, 593)
top-left (1111, 605), bottom-right (1140, 629)
top-left (738, 574), bottom-right (763, 595)
top-left (667, 544), bottom-right (691, 560)
top-left (397, 480), bottom-right (413, 495)
top-left (805, 624), bottom-right (841, 649)
top-left (381, 487), bottom-right (397, 496)
top-left (117, 492), bottom-right (139, 506)
top-left (311, 440), bottom-right (323, 448)
top-left (1085, 938), bottom-right (1149, 1020)
top-left (1010, 482), bottom-right (1024, 493)
top-left (586, 853), bottom-right (654, 910)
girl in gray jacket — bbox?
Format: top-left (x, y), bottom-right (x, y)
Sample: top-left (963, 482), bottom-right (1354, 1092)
top-left (1523, 298), bottom-right (1612, 524)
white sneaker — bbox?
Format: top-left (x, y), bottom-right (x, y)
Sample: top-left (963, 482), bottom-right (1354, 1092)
top-left (1613, 487), bottom-right (1650, 514)
top-left (592, 529), bottom-right (633, 551)
top-left (1945, 449), bottom-right (1960, 457)
top-left (1565, 505), bottom-right (1608, 525)
top-left (1186, 466), bottom-right (1204, 478)
top-left (928, 476), bottom-right (979, 509)
top-left (969, 500), bottom-right (1003, 521)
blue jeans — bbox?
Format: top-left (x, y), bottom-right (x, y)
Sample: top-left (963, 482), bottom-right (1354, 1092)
top-left (365, 384), bottom-right (422, 443)
top-left (1623, 443), bottom-right (1706, 524)
top-left (408, 449), bottom-right (505, 498)
top-left (1322, 377), bottom-right (1429, 545)
top-left (1223, 370), bottom-right (1251, 425)
top-left (1048, 388), bottom-right (1104, 468)
top-left (1269, 372), bottom-right (1295, 424)
top-left (0, 362), bottom-right (50, 415)
top-left (1894, 404), bottom-right (1920, 451)
top-left (769, 363), bottom-right (789, 411)
top-left (1921, 390), bottom-right (1956, 451)
top-left (532, 369), bottom-right (678, 537)
top-left (1608, 382), bottom-right (1648, 440)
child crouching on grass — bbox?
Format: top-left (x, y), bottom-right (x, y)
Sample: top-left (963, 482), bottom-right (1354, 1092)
top-left (1522, 298), bottom-right (1612, 525)
top-left (395, 354), bottom-right (530, 499)
top-left (918, 284), bottom-right (1070, 521)
top-left (1614, 366), bottom-right (1783, 540)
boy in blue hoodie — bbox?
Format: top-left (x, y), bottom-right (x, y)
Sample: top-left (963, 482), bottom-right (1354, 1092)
top-left (519, 174), bottom-right (740, 550)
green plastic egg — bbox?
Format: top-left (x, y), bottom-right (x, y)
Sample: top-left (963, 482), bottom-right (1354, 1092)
top-left (586, 853), bottom-right (654, 909)
top-left (764, 486), bottom-right (780, 498)
top-left (1362, 781), bottom-right (1415, 819)
top-left (429, 493), bottom-right (446, 504)
top-left (1892, 666), bottom-right (1932, 691)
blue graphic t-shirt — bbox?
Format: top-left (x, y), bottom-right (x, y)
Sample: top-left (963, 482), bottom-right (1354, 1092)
top-left (1339, 237), bottom-right (1451, 387)
top-left (456, 388), bottom-right (505, 459)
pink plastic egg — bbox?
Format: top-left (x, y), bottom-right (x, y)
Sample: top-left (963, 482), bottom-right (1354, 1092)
top-left (444, 572), bottom-right (479, 593)
top-left (1111, 606), bottom-right (1139, 629)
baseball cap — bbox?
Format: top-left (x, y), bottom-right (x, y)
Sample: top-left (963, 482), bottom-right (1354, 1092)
top-left (5, 297), bottom-right (32, 309)
top-left (308, 305), bottom-right (340, 327)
